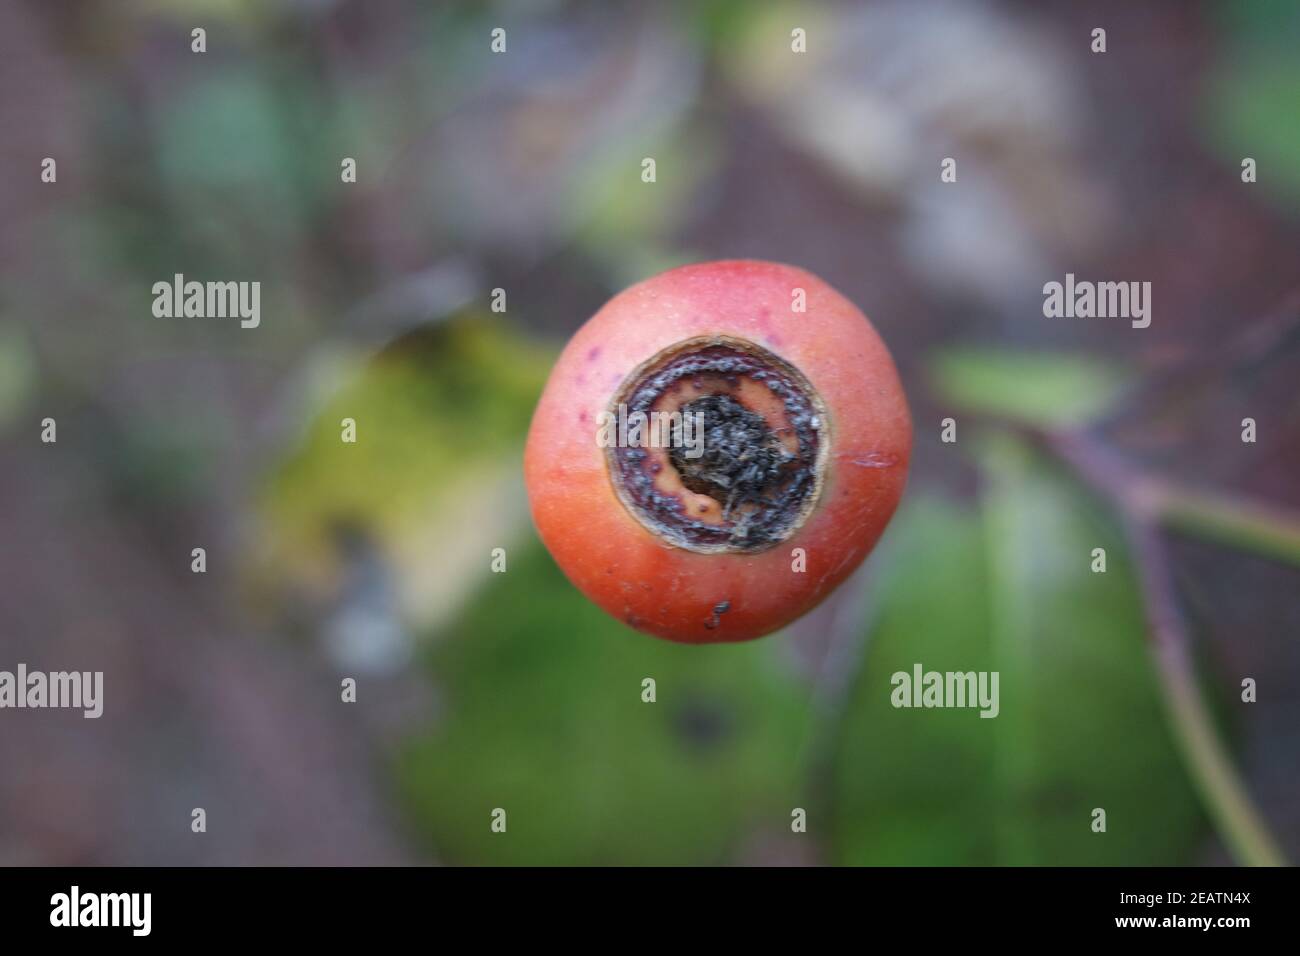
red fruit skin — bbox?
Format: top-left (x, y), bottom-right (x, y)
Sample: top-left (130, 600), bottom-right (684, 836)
top-left (524, 260), bottom-right (911, 643)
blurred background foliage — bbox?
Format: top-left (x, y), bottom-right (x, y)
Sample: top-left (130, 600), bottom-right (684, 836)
top-left (0, 0), bottom-right (1297, 866)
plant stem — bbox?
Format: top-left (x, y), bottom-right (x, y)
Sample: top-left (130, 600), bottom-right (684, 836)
top-left (1124, 517), bottom-right (1286, 866)
top-left (1043, 430), bottom-right (1287, 866)
top-left (1156, 486), bottom-right (1300, 567)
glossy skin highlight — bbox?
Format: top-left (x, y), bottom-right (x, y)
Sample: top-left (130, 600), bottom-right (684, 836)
top-left (524, 260), bottom-right (911, 643)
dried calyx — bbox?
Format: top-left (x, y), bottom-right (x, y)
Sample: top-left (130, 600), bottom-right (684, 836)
top-left (605, 336), bottom-right (827, 553)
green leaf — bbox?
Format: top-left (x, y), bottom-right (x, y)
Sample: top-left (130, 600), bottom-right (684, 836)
top-left (155, 70), bottom-right (320, 266)
top-left (252, 316), bottom-right (553, 628)
top-left (929, 348), bottom-right (1128, 427)
top-left (0, 323), bottom-right (36, 432)
top-left (395, 540), bottom-right (811, 865)
top-left (829, 444), bottom-right (1205, 864)
top-left (1203, 53), bottom-right (1300, 213)
top-left (260, 316), bottom-right (550, 556)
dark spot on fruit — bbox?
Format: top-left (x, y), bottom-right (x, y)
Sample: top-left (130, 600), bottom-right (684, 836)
top-left (586, 346), bottom-right (602, 362)
top-left (605, 336), bottom-right (826, 554)
top-left (703, 599), bottom-right (731, 629)
top-left (671, 394), bottom-right (794, 514)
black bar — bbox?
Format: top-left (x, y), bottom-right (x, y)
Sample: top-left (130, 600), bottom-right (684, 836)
top-left (1, 866), bottom-right (1291, 941)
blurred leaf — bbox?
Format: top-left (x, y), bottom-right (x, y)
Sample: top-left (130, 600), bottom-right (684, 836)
top-left (254, 315), bottom-right (551, 614)
top-left (687, 0), bottom-right (777, 52)
top-left (0, 323), bottom-right (36, 431)
top-left (137, 0), bottom-right (266, 24)
top-left (930, 348), bottom-right (1128, 427)
top-left (396, 540), bottom-right (811, 865)
top-left (568, 125), bottom-right (720, 274)
top-left (829, 443), bottom-right (1205, 864)
top-left (156, 70), bottom-right (317, 264)
top-left (159, 72), bottom-right (294, 197)
top-left (101, 418), bottom-right (217, 509)
top-left (1203, 54), bottom-right (1300, 212)
top-left (416, 15), bottom-right (704, 258)
top-left (1208, 0), bottom-right (1300, 52)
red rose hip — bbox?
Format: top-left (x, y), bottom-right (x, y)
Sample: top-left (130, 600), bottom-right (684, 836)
top-left (524, 259), bottom-right (911, 643)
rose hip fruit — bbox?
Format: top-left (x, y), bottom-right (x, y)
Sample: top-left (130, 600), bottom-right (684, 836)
top-left (524, 260), bottom-right (911, 643)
